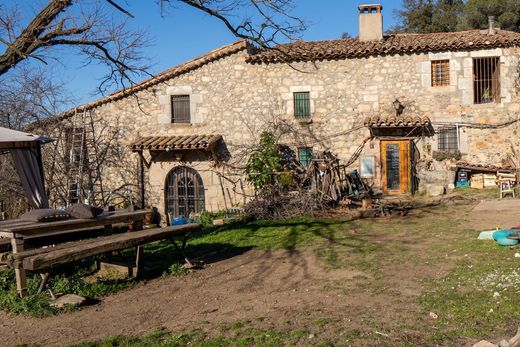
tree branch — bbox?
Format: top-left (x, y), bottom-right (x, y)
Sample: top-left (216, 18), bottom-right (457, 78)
top-left (0, 0), bottom-right (73, 75)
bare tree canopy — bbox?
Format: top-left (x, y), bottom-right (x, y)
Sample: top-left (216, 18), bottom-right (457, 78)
top-left (0, 0), bottom-right (306, 91)
top-left (0, 67), bottom-right (70, 129)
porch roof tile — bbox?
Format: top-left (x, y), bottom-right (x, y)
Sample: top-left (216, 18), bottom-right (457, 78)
top-left (129, 134), bottom-right (222, 151)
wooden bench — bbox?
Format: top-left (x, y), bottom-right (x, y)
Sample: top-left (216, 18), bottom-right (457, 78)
top-left (5, 223), bottom-right (200, 295)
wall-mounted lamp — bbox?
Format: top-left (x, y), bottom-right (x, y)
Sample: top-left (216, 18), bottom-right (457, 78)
top-left (393, 99), bottom-right (404, 116)
top-left (174, 152), bottom-right (183, 161)
top-left (165, 145), bottom-right (170, 152)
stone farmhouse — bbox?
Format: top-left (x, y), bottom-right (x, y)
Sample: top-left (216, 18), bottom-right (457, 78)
top-left (35, 4), bottom-right (520, 223)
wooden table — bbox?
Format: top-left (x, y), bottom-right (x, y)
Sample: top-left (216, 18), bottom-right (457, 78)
top-left (0, 209), bottom-right (150, 297)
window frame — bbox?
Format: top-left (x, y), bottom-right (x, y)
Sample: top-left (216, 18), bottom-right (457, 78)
top-left (293, 92), bottom-right (311, 119)
top-left (437, 126), bottom-right (459, 153)
top-left (171, 94), bottom-right (191, 124)
top-left (473, 57), bottom-right (501, 104)
top-left (298, 147), bottom-right (313, 166)
top-left (431, 59), bottom-right (450, 87)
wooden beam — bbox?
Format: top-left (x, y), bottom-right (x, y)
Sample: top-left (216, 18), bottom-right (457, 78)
top-left (22, 224), bottom-right (200, 271)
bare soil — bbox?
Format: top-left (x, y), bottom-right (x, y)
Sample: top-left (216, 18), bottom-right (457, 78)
top-left (0, 249), bottom-right (366, 347)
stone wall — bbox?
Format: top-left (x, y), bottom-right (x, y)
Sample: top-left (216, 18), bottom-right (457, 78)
top-left (40, 45), bottom-right (520, 219)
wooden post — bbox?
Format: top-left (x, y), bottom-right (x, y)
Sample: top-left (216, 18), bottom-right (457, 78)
top-left (139, 152), bottom-right (145, 209)
top-left (11, 238), bottom-right (27, 298)
top-left (134, 219), bottom-right (144, 278)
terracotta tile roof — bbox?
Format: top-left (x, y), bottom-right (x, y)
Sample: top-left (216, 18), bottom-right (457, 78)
top-left (129, 134), bottom-right (222, 151)
top-left (28, 40), bottom-right (249, 129)
top-left (247, 29), bottom-right (520, 64)
top-left (363, 114), bottom-right (432, 127)
top-left (364, 114), bottom-right (434, 137)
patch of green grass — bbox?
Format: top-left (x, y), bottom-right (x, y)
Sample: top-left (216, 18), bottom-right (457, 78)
top-left (0, 261), bottom-right (134, 317)
top-left (418, 243), bottom-right (520, 342)
top-left (314, 317), bottom-right (338, 328)
top-left (189, 218), bottom-right (347, 251)
top-left (71, 326), bottom-right (307, 347)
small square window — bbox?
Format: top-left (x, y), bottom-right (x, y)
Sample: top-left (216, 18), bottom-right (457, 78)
top-left (171, 95), bottom-right (190, 123)
top-left (293, 92), bottom-right (311, 119)
top-left (298, 147), bottom-right (313, 166)
top-left (438, 127), bottom-right (458, 152)
top-left (359, 156), bottom-right (375, 178)
top-left (431, 60), bottom-right (450, 87)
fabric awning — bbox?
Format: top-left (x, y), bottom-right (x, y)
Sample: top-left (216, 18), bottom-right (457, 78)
top-left (363, 114), bottom-right (434, 137)
top-left (129, 134), bottom-right (222, 152)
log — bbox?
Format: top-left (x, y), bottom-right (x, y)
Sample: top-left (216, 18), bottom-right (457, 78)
top-left (22, 224), bottom-right (200, 271)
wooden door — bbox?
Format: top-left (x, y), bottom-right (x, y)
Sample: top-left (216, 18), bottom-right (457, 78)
top-left (381, 140), bottom-right (411, 194)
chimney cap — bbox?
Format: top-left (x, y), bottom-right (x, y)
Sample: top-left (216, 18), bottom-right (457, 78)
top-left (358, 4), bottom-right (383, 13)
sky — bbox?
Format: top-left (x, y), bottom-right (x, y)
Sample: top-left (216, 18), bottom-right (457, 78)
top-left (5, 0), bottom-right (404, 107)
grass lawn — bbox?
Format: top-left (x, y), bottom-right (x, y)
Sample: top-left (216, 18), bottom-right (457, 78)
top-left (2, 198), bottom-right (520, 346)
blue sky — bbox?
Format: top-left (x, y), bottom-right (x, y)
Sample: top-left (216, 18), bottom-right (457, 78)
top-left (6, 1), bottom-right (404, 106)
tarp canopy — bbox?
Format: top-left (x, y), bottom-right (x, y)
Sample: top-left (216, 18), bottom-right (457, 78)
top-left (0, 127), bottom-right (53, 151)
top-left (0, 127), bottom-right (53, 209)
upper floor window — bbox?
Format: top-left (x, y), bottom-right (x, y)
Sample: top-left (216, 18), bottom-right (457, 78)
top-left (298, 147), bottom-right (313, 166)
top-left (431, 60), bottom-right (450, 87)
top-left (473, 57), bottom-right (500, 104)
top-left (293, 92), bottom-right (311, 119)
top-left (171, 95), bottom-right (191, 123)
top-left (438, 127), bottom-right (458, 152)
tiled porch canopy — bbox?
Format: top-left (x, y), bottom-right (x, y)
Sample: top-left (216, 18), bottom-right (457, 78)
top-left (363, 114), bottom-right (434, 137)
top-left (129, 134), bottom-right (222, 152)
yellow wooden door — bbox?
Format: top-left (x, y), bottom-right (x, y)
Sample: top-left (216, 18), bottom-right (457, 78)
top-left (381, 140), bottom-right (411, 194)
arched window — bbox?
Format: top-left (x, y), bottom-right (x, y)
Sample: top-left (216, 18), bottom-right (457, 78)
top-left (164, 167), bottom-right (205, 220)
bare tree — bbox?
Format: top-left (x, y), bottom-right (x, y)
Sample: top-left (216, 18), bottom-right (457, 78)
top-left (0, 0), bottom-right (305, 92)
top-left (0, 66), bottom-right (71, 129)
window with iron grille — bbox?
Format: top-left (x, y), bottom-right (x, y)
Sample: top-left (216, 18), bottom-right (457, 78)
top-left (431, 60), bottom-right (450, 87)
top-left (298, 147), bottom-right (313, 166)
top-left (473, 57), bottom-right (500, 104)
top-left (438, 127), bottom-right (458, 152)
top-left (171, 95), bottom-right (191, 123)
top-left (293, 92), bottom-right (311, 119)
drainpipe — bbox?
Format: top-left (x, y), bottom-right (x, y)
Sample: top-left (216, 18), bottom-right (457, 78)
top-left (456, 123), bottom-right (460, 150)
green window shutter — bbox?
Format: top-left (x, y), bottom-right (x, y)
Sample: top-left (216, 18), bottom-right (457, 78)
top-left (293, 92), bottom-right (311, 119)
top-left (298, 147), bottom-right (313, 166)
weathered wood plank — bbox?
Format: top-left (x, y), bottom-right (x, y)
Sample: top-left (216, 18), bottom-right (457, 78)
top-left (6, 236), bottom-right (107, 265)
top-left (23, 224), bottom-right (199, 271)
top-left (1, 210), bottom-right (150, 238)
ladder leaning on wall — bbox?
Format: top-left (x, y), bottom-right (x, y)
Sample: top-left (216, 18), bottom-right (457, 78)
top-left (66, 109), bottom-right (105, 206)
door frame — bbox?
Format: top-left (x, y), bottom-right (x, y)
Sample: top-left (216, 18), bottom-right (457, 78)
top-left (380, 139), bottom-right (412, 195)
top-left (164, 166), bottom-right (205, 223)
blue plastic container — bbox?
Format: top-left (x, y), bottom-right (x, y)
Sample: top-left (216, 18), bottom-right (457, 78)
top-left (172, 217), bottom-right (187, 225)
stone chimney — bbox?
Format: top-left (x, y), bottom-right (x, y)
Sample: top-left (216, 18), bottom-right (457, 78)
top-left (358, 4), bottom-right (383, 41)
top-left (488, 16), bottom-right (496, 35)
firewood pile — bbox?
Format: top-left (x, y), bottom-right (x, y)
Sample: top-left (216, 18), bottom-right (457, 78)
top-left (244, 150), bottom-right (374, 219)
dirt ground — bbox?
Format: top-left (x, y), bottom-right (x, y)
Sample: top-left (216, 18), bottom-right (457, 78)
top-left (0, 249), bottom-right (368, 346)
top-left (466, 198), bottom-right (520, 230)
top-left (0, 199), bottom-right (518, 347)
